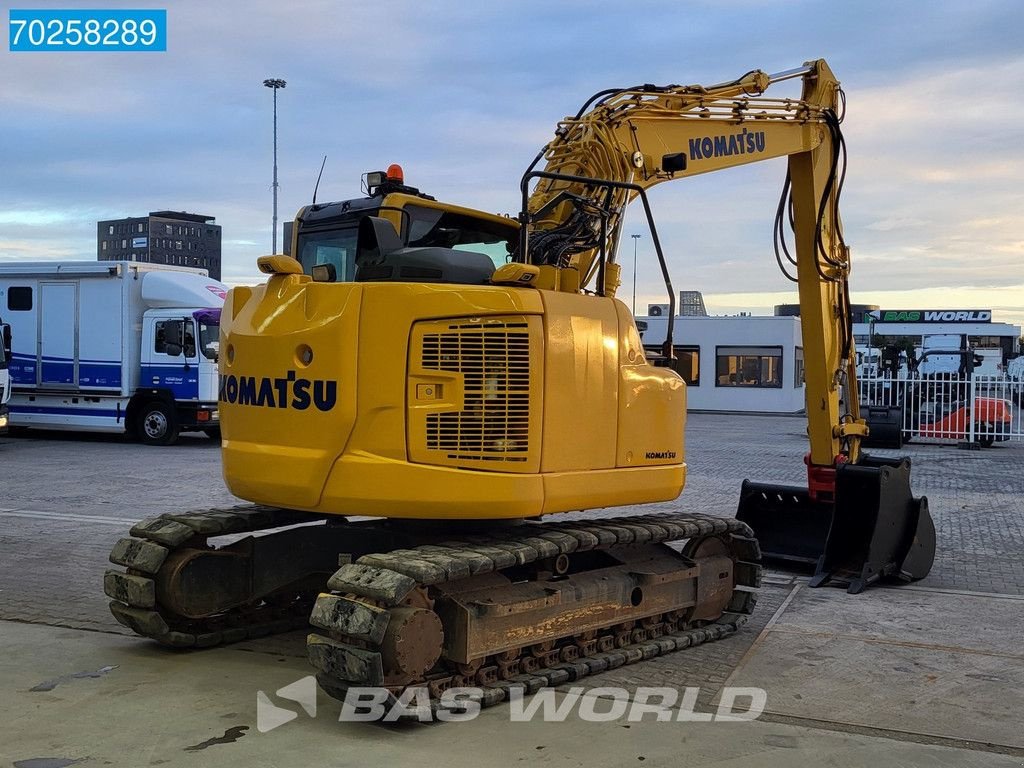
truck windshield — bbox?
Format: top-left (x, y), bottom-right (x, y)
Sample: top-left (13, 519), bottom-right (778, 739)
top-left (199, 320), bottom-right (219, 361)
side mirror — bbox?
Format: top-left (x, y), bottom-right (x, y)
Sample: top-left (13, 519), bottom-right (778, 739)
top-left (1, 324), bottom-right (10, 359)
top-left (311, 263), bottom-right (337, 282)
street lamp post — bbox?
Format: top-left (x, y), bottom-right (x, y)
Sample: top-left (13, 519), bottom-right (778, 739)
top-left (263, 78), bottom-right (286, 254)
top-left (630, 233), bottom-right (641, 315)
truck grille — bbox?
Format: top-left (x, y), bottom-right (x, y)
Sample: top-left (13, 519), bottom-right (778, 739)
top-left (421, 320), bottom-right (532, 463)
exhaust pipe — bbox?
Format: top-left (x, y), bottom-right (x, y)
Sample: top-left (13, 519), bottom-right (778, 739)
top-left (737, 455), bottom-right (935, 594)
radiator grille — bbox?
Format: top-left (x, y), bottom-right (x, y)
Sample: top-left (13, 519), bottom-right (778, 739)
top-left (422, 320), bottom-right (531, 462)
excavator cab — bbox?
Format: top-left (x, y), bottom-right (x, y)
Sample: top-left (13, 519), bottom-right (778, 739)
top-left (290, 165), bottom-right (518, 286)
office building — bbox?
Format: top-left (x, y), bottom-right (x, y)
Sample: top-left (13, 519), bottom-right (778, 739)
top-left (97, 211), bottom-right (221, 280)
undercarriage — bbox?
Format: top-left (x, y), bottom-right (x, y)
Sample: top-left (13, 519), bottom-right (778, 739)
top-left (106, 506), bottom-right (760, 710)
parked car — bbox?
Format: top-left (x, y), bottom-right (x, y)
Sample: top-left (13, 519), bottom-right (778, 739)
top-left (914, 397), bottom-right (1013, 447)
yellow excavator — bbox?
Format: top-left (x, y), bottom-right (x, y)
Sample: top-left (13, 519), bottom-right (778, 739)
top-left (106, 60), bottom-right (934, 708)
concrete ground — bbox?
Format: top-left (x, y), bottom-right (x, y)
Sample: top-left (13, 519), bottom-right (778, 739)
top-left (1, 415), bottom-right (1022, 766)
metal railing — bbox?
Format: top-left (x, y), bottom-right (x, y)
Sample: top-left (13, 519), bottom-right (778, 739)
top-left (859, 374), bottom-right (1024, 445)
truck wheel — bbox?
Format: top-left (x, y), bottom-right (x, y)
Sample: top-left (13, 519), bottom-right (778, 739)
top-left (975, 423), bottom-right (995, 448)
top-left (137, 401), bottom-right (179, 446)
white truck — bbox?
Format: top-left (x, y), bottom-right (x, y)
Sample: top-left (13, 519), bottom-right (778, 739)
top-left (0, 318), bottom-right (10, 435)
top-left (0, 261), bottom-right (226, 445)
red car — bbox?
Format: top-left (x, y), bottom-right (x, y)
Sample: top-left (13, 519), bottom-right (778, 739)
top-left (915, 397), bottom-right (1013, 447)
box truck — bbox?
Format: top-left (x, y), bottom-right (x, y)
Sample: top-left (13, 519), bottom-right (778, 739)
top-left (0, 261), bottom-right (226, 445)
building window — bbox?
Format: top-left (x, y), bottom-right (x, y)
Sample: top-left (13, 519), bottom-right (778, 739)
top-left (121, 239), bottom-right (127, 249)
top-left (165, 224), bottom-right (173, 235)
top-left (107, 224), bottom-right (114, 235)
top-left (7, 286), bottom-right (32, 311)
top-left (794, 347), bottom-right (805, 387)
top-left (645, 345), bottom-right (700, 386)
top-left (101, 241), bottom-right (107, 251)
top-left (175, 241), bottom-right (182, 250)
top-left (715, 346), bottom-right (783, 388)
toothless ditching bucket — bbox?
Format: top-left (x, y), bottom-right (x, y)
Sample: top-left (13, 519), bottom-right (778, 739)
top-left (737, 454), bottom-right (935, 594)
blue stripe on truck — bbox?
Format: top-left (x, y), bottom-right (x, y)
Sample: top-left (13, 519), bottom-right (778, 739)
top-left (9, 404), bottom-right (122, 418)
top-left (8, 353), bottom-right (123, 387)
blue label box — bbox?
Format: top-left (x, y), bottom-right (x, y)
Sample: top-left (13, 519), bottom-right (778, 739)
top-left (9, 9), bottom-right (167, 52)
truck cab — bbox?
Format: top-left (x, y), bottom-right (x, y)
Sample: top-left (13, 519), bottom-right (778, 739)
top-left (136, 307), bottom-right (221, 443)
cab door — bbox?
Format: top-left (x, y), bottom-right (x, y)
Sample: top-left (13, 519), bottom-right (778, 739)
top-left (141, 315), bottom-right (200, 400)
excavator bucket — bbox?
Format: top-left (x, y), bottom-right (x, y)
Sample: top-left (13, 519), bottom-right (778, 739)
top-left (737, 455), bottom-right (935, 594)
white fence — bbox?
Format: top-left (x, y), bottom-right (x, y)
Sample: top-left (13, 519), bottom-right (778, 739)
top-left (858, 374), bottom-right (1024, 445)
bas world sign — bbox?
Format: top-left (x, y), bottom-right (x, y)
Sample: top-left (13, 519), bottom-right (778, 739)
top-left (873, 309), bottom-right (992, 323)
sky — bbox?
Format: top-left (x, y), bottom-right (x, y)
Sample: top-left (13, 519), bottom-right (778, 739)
top-left (2, 0), bottom-right (1023, 326)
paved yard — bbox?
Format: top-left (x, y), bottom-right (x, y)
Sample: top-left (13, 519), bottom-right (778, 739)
top-left (0, 415), bottom-right (1021, 766)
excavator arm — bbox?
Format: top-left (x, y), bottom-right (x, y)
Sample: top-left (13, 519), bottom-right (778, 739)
top-left (517, 60), bottom-right (934, 592)
top-left (520, 61), bottom-right (857, 468)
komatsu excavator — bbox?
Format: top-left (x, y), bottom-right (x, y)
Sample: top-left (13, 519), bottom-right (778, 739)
top-left (106, 60), bottom-right (935, 709)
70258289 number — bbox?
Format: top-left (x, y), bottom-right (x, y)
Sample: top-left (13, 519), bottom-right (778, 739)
top-left (9, 9), bottom-right (167, 52)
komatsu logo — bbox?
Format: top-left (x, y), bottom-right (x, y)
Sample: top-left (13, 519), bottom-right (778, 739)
top-left (688, 128), bottom-right (766, 161)
top-left (219, 372), bottom-right (337, 411)
top-left (645, 450), bottom-right (677, 460)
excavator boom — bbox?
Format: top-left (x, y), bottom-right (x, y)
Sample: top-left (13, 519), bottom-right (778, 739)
top-left (514, 59), bottom-right (934, 591)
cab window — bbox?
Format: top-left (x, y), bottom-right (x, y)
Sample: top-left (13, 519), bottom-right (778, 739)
top-left (405, 205), bottom-right (515, 268)
top-left (155, 320), bottom-right (196, 358)
top-left (298, 228), bottom-right (358, 282)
